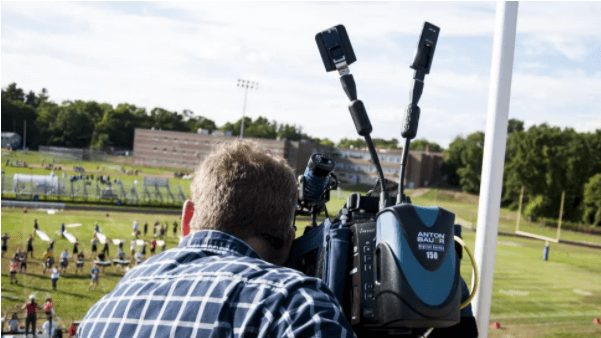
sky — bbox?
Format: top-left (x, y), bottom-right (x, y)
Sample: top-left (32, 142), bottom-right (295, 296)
top-left (2, 1), bottom-right (600, 148)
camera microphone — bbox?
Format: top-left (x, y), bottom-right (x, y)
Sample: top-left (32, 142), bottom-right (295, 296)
top-left (301, 154), bottom-right (336, 201)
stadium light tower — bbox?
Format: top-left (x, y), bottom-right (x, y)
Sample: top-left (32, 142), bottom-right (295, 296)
top-left (237, 79), bottom-right (259, 139)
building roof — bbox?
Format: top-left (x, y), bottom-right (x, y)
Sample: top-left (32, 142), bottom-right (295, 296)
top-left (1, 132), bottom-right (20, 138)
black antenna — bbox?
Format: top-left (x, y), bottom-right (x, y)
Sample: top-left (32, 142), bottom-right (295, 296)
top-left (316, 25), bottom-right (390, 210)
top-left (397, 22), bottom-right (440, 205)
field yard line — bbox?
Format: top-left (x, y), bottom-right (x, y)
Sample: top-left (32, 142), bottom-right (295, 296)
top-left (493, 310), bottom-right (600, 320)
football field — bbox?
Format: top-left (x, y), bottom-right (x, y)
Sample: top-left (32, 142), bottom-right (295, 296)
top-left (1, 204), bottom-right (600, 337)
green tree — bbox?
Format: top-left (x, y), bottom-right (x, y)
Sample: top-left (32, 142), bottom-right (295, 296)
top-left (410, 138), bottom-right (443, 152)
top-left (337, 138), bottom-right (366, 149)
top-left (2, 83), bottom-right (25, 102)
top-left (455, 132), bottom-right (485, 194)
top-left (507, 118), bottom-right (524, 134)
top-left (583, 174), bottom-right (601, 226)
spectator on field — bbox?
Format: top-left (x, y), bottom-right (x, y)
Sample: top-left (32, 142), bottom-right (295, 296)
top-left (59, 248), bottom-right (69, 273)
top-left (43, 316), bottom-right (58, 336)
top-left (132, 220), bottom-right (139, 234)
top-left (1, 232), bottom-right (9, 258)
top-left (67, 321), bottom-right (78, 337)
top-left (143, 221), bottom-right (148, 236)
top-left (161, 240), bottom-right (167, 252)
top-left (94, 222), bottom-right (100, 233)
top-left (76, 140), bottom-right (354, 337)
top-left (9, 312), bottom-right (20, 332)
top-left (172, 220), bottom-right (178, 236)
top-left (27, 234), bottom-right (34, 258)
top-left (59, 223), bottom-right (65, 237)
top-left (48, 237), bottom-right (55, 252)
top-left (141, 241), bottom-right (147, 256)
top-left (153, 219), bottom-right (159, 236)
top-left (21, 295), bottom-right (42, 336)
top-left (50, 265), bottom-right (60, 290)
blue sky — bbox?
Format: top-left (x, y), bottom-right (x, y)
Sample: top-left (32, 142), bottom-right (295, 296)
top-left (2, 2), bottom-right (600, 148)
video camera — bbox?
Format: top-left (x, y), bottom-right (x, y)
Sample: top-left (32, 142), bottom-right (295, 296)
top-left (285, 23), bottom-right (479, 337)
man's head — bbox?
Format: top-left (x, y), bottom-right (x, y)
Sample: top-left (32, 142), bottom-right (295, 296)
top-left (187, 140), bottom-right (298, 265)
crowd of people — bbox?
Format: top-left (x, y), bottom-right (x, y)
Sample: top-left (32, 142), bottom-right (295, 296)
top-left (2, 216), bottom-right (180, 336)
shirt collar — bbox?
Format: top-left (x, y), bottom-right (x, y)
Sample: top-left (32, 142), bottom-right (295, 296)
top-left (178, 230), bottom-right (262, 260)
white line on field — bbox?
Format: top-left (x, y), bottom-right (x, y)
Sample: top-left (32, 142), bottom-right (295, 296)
top-left (573, 289), bottom-right (593, 296)
top-left (493, 311), bottom-right (600, 319)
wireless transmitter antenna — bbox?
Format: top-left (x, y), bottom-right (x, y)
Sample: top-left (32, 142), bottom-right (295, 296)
top-left (316, 25), bottom-right (391, 210)
top-left (397, 22), bottom-right (440, 204)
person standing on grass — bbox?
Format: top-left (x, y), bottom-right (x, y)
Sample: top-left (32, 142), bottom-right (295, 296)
top-left (150, 236), bottom-right (157, 256)
top-left (94, 222), bottom-right (100, 233)
top-left (143, 221), bottom-right (148, 236)
top-left (21, 295), bottom-right (42, 336)
top-left (102, 240), bottom-right (109, 257)
top-left (10, 256), bottom-right (19, 284)
top-left (72, 241), bottom-right (79, 262)
top-left (48, 238), bottom-right (55, 252)
top-left (161, 240), bottom-right (167, 252)
top-left (88, 264), bottom-right (100, 291)
top-left (132, 220), bottom-right (139, 235)
top-left (153, 219), bottom-right (159, 236)
top-left (42, 248), bottom-right (54, 274)
top-left (172, 220), bottom-right (178, 236)
top-left (33, 219), bottom-right (39, 235)
top-left (129, 239), bottom-right (136, 260)
top-left (27, 234), bottom-right (34, 258)
top-left (51, 265), bottom-right (60, 291)
top-left (43, 297), bottom-right (54, 319)
top-left (19, 249), bottom-right (28, 274)
top-left (141, 241), bottom-right (147, 256)
top-left (1, 232), bottom-right (9, 258)
top-left (134, 249), bottom-right (144, 265)
top-left (90, 235), bottom-right (98, 260)
top-left (75, 251), bottom-right (85, 275)
top-left (59, 249), bottom-right (69, 273)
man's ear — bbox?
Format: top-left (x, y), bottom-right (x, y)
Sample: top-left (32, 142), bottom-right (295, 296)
top-left (181, 200), bottom-right (194, 239)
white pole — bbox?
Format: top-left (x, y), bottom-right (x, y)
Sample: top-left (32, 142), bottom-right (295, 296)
top-left (472, 2), bottom-right (518, 337)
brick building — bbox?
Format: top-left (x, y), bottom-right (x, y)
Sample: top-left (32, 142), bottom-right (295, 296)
top-left (133, 129), bottom-right (443, 188)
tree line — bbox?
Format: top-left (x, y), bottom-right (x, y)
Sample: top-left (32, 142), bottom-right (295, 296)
top-left (443, 119), bottom-right (601, 226)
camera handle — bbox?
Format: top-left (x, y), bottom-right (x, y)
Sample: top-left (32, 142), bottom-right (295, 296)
top-left (338, 68), bottom-right (391, 210)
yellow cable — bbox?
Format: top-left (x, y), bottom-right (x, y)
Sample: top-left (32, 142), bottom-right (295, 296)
top-left (455, 235), bottom-right (479, 310)
top-left (422, 236), bottom-right (480, 338)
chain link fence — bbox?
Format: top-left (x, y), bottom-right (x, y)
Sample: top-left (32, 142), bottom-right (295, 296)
top-left (1, 172), bottom-right (187, 206)
top-left (38, 146), bottom-right (109, 162)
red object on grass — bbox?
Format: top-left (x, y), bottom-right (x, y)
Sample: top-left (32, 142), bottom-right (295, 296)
top-left (594, 317), bottom-right (600, 324)
top-left (492, 322), bottom-right (501, 329)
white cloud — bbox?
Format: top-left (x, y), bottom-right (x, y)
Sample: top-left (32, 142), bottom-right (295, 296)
top-left (2, 1), bottom-right (600, 151)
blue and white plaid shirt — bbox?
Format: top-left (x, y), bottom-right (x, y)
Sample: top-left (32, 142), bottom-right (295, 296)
top-left (77, 230), bottom-right (355, 338)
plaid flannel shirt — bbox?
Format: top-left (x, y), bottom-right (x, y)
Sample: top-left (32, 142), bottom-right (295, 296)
top-left (77, 230), bottom-right (355, 338)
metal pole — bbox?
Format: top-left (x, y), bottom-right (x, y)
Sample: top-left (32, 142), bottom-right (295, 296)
top-left (472, 2), bottom-right (519, 337)
top-left (515, 185), bottom-right (524, 232)
top-left (556, 190), bottom-right (565, 241)
top-left (240, 86), bottom-right (249, 139)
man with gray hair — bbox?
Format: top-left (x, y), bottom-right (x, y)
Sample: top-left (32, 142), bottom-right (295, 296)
top-left (77, 140), bottom-right (355, 337)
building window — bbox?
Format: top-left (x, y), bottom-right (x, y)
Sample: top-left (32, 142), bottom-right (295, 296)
top-left (184, 139), bottom-right (188, 144)
top-left (174, 138), bottom-right (178, 142)
top-left (154, 136), bottom-right (158, 141)
top-left (173, 149), bottom-right (177, 153)
top-left (163, 148), bottom-right (167, 153)
top-left (182, 161), bottom-right (187, 165)
top-left (164, 137), bottom-right (168, 142)
top-left (153, 147), bottom-right (157, 152)
top-left (152, 158), bottom-right (157, 164)
top-left (172, 160), bottom-right (176, 165)
top-left (162, 159), bottom-right (166, 164)
top-left (195, 139), bottom-right (199, 144)
top-left (183, 150), bottom-right (186, 155)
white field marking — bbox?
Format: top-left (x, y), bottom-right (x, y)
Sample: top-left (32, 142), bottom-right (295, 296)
top-left (573, 289), bottom-right (593, 296)
top-left (493, 310), bottom-right (601, 320)
top-left (499, 289), bottom-right (529, 296)
top-left (66, 223), bottom-right (82, 228)
top-left (96, 232), bottom-right (107, 244)
top-left (63, 231), bottom-right (77, 244)
top-left (498, 241), bottom-right (522, 247)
